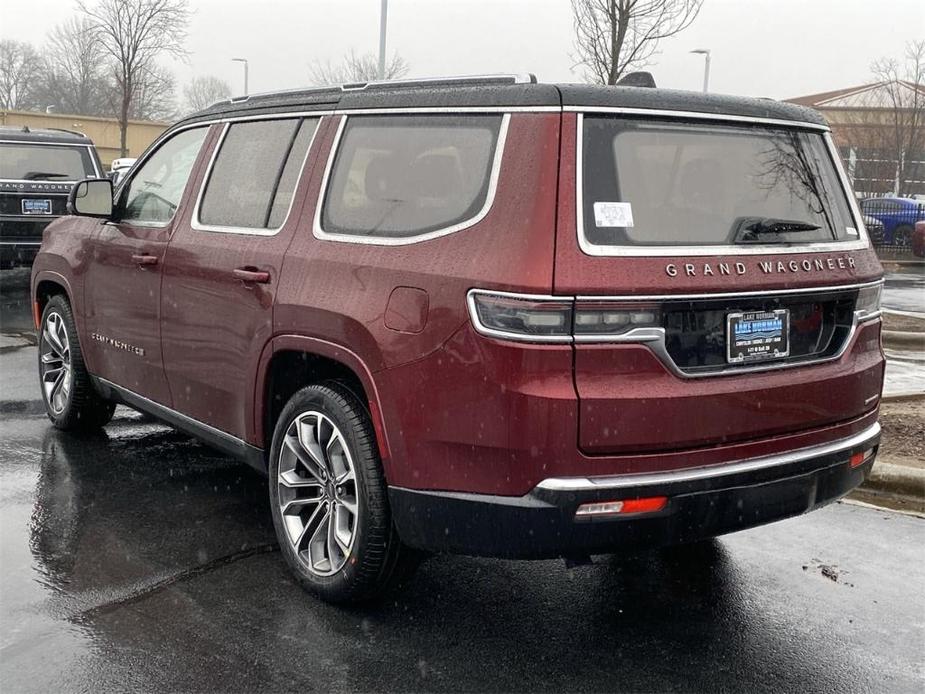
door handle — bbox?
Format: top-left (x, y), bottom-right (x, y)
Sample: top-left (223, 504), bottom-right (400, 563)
top-left (233, 267), bottom-right (271, 284)
top-left (132, 254), bottom-right (158, 266)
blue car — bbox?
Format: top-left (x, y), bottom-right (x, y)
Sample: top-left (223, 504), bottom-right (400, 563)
top-left (860, 196), bottom-right (925, 246)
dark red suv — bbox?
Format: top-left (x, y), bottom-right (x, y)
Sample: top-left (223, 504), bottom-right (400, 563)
top-left (31, 75), bottom-right (885, 603)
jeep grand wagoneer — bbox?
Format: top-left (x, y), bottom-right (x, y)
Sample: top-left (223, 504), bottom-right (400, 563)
top-left (31, 75), bottom-right (884, 603)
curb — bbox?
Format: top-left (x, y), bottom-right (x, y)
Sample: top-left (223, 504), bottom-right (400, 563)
top-left (882, 330), bottom-right (925, 349)
top-left (862, 461), bottom-right (925, 500)
top-left (881, 391), bottom-right (925, 403)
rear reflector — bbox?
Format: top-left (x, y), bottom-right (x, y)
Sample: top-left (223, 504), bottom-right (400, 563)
top-left (32, 300), bottom-right (41, 330)
top-left (850, 448), bottom-right (875, 468)
top-left (575, 496), bottom-right (668, 518)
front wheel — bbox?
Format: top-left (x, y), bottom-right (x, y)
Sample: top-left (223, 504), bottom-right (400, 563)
top-left (38, 295), bottom-right (115, 431)
top-left (268, 383), bottom-right (418, 603)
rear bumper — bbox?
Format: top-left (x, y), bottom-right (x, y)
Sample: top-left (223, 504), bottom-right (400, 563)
top-left (389, 422), bottom-right (880, 559)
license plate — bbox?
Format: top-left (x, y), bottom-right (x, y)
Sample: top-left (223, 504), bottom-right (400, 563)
top-left (727, 309), bottom-right (790, 363)
top-left (22, 199), bottom-right (52, 215)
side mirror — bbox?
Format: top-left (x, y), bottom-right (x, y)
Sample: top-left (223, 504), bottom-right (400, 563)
top-left (68, 178), bottom-right (113, 218)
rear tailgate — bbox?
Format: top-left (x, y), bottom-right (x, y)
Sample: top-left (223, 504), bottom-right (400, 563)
top-left (555, 112), bottom-right (885, 455)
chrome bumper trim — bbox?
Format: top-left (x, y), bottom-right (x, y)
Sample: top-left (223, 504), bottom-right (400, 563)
top-left (535, 422), bottom-right (881, 492)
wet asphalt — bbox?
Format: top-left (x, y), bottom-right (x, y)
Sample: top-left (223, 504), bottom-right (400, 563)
top-left (883, 266), bottom-right (925, 315)
top-left (1, 268), bottom-right (924, 693)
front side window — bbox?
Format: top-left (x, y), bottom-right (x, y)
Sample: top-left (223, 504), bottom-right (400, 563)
top-left (198, 118), bottom-right (319, 230)
top-left (120, 127), bottom-right (208, 226)
top-left (581, 117), bottom-right (857, 248)
top-left (0, 143), bottom-right (96, 181)
top-left (321, 114), bottom-right (503, 239)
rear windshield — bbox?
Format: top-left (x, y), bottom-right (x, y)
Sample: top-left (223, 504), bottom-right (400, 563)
top-left (581, 117), bottom-right (857, 248)
top-left (0, 143), bottom-right (96, 181)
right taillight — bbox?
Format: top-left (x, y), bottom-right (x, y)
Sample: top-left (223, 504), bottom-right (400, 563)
top-left (855, 284), bottom-right (881, 321)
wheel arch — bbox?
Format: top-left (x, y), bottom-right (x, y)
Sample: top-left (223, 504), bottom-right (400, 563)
top-left (32, 271), bottom-right (74, 329)
top-left (255, 335), bottom-right (393, 478)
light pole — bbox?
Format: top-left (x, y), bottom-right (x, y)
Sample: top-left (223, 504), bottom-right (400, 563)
top-left (378, 0), bottom-right (388, 80)
top-left (232, 57), bottom-right (249, 95)
top-left (690, 49), bottom-right (711, 93)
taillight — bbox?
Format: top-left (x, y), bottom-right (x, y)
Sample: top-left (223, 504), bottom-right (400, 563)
top-left (467, 292), bottom-right (573, 342)
top-left (467, 290), bottom-right (662, 343)
top-left (573, 301), bottom-right (661, 336)
top-left (855, 284), bottom-right (881, 321)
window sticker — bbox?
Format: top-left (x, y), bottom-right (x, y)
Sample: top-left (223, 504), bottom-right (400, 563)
top-left (846, 226), bottom-right (858, 236)
top-left (593, 201), bottom-right (634, 228)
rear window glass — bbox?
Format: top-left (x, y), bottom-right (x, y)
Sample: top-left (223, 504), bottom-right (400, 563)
top-left (581, 117), bottom-right (857, 248)
top-left (0, 143), bottom-right (96, 181)
top-left (321, 114), bottom-right (502, 239)
top-left (199, 117), bottom-right (318, 229)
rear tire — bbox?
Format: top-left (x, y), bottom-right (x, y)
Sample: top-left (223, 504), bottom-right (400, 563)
top-left (38, 296), bottom-right (115, 431)
top-left (268, 383), bottom-right (418, 603)
top-left (893, 224), bottom-right (914, 247)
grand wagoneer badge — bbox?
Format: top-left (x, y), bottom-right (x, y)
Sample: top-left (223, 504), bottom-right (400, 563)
top-left (666, 255), bottom-right (858, 278)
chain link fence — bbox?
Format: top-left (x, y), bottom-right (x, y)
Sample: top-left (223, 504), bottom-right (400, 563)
top-left (858, 196), bottom-right (925, 259)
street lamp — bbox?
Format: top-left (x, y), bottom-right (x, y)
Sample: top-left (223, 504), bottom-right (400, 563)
top-left (690, 49), bottom-right (711, 93)
top-left (232, 57), bottom-right (249, 96)
top-left (378, 0), bottom-right (388, 80)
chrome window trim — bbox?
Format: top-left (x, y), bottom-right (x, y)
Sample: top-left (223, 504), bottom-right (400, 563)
top-left (467, 281), bottom-right (883, 377)
top-left (466, 288), bottom-right (574, 344)
top-left (115, 123), bottom-right (212, 230)
top-left (563, 106), bottom-right (832, 131)
top-left (313, 113), bottom-right (510, 247)
top-left (190, 116), bottom-right (322, 236)
top-left (332, 106), bottom-right (559, 115)
top-left (574, 114), bottom-right (870, 257)
top-left (534, 422), bottom-right (881, 492)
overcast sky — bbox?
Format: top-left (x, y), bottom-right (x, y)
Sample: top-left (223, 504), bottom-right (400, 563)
top-left (2, 0), bottom-right (923, 104)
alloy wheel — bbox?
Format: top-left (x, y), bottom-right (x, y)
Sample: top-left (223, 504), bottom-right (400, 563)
top-left (277, 411), bottom-right (360, 576)
top-left (40, 312), bottom-right (72, 415)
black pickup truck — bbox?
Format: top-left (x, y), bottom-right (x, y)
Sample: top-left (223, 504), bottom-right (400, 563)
top-left (1, 126), bottom-right (104, 268)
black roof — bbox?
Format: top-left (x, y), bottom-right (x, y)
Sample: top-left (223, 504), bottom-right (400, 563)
top-left (0, 125), bottom-right (95, 145)
top-left (176, 76), bottom-right (827, 129)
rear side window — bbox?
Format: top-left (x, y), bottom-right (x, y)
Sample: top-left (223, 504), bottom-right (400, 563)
top-left (198, 117), bottom-right (319, 230)
top-left (581, 116), bottom-right (857, 249)
top-left (320, 114), bottom-right (503, 239)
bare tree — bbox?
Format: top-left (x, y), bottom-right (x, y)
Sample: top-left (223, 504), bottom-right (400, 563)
top-left (839, 41), bottom-right (925, 197)
top-left (129, 63), bottom-right (177, 121)
top-left (183, 75), bottom-right (231, 113)
top-left (79, 0), bottom-right (189, 155)
top-left (309, 50), bottom-right (409, 86)
top-left (870, 40), bottom-right (925, 196)
top-left (571, 0), bottom-right (703, 85)
top-left (39, 18), bottom-right (111, 116)
top-left (0, 40), bottom-right (44, 110)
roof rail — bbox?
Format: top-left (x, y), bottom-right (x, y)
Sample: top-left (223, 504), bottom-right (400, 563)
top-left (44, 127), bottom-right (88, 138)
top-left (340, 73), bottom-right (537, 92)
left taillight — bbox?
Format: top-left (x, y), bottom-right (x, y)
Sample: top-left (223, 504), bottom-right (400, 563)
top-left (467, 290), bottom-right (663, 343)
top-left (467, 291), bottom-right (573, 342)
